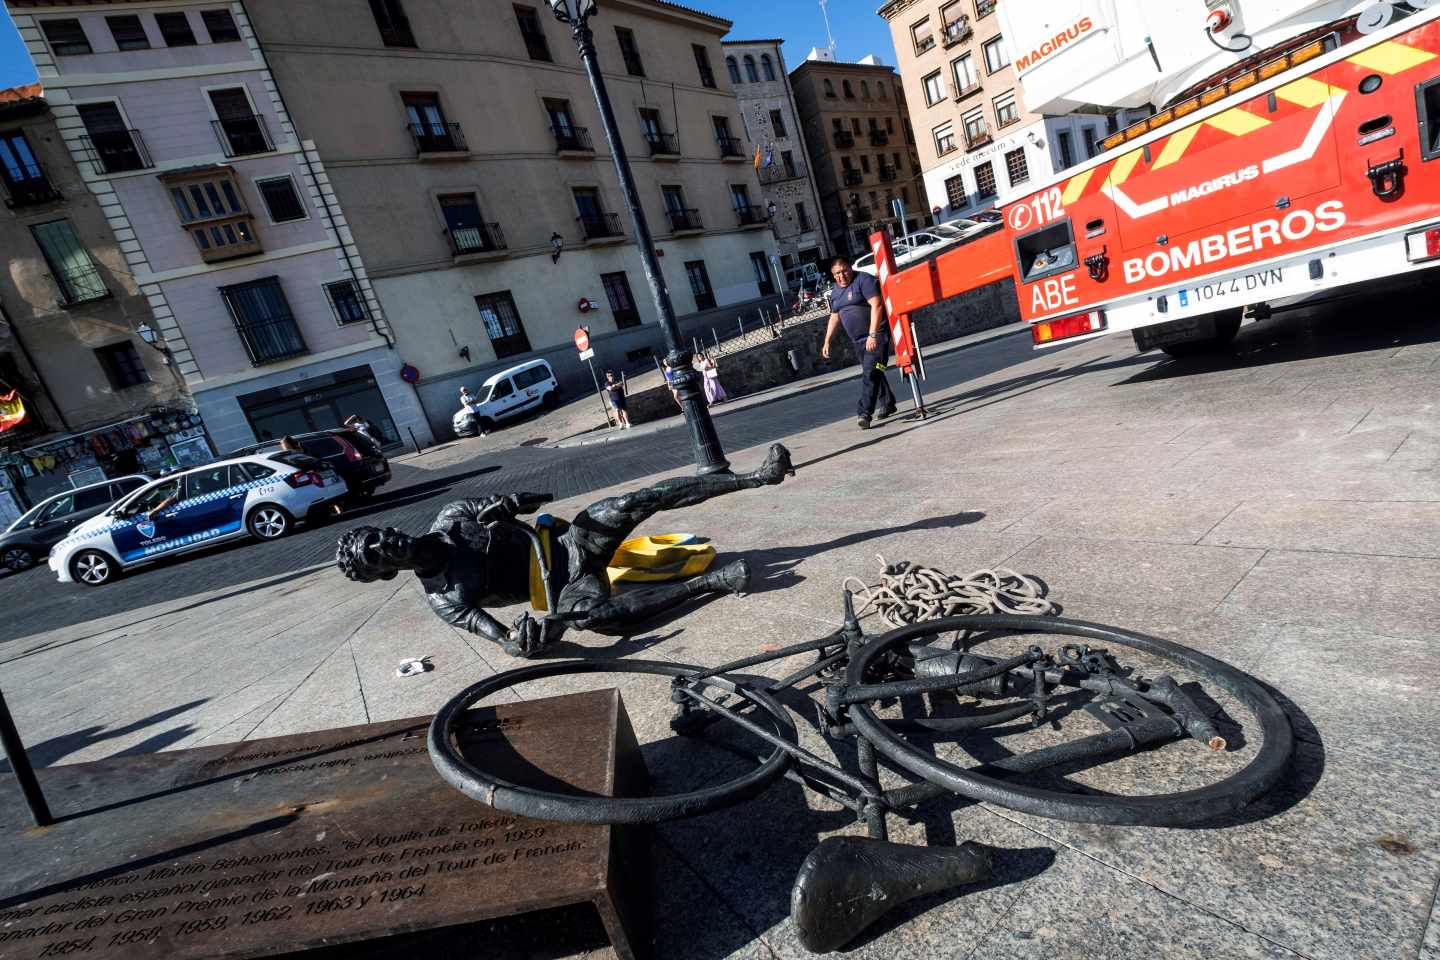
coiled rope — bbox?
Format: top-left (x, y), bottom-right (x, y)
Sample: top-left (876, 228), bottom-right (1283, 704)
top-left (841, 556), bottom-right (1056, 628)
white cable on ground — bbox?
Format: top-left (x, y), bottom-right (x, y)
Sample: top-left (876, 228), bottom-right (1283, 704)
top-left (841, 555), bottom-right (1056, 628)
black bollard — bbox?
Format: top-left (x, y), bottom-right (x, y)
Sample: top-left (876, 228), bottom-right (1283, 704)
top-left (0, 687), bottom-right (52, 827)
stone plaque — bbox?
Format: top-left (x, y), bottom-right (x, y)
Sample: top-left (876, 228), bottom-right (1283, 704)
top-left (0, 688), bottom-right (649, 959)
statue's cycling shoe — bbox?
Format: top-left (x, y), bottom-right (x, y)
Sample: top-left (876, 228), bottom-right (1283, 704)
top-left (757, 443), bottom-right (795, 484)
top-left (714, 558), bottom-right (752, 596)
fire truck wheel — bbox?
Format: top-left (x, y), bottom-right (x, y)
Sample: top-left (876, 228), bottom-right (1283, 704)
top-left (1152, 308), bottom-right (1242, 358)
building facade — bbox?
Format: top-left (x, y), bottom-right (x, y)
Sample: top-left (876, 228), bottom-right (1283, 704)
top-left (0, 83), bottom-right (201, 516)
top-left (879, 0), bottom-right (1140, 224)
top-left (721, 39), bottom-right (830, 277)
top-left (789, 52), bottom-right (926, 258)
top-left (7, 0), bottom-right (429, 455)
top-left (242, 0), bottom-right (780, 433)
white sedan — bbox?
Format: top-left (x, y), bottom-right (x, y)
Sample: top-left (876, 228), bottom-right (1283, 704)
top-left (49, 452), bottom-right (347, 586)
top-left (853, 219), bottom-right (1000, 276)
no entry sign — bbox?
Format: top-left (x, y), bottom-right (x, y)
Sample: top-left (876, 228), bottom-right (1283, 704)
top-left (574, 328), bottom-right (590, 352)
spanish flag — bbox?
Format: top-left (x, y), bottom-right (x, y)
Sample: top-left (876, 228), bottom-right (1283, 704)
top-left (753, 144), bottom-right (762, 171)
top-left (0, 385), bottom-right (26, 434)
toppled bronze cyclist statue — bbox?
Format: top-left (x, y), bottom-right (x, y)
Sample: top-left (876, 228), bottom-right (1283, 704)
top-left (336, 443), bottom-right (795, 658)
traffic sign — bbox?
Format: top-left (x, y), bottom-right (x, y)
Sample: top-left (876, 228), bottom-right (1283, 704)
top-left (574, 328), bottom-right (590, 351)
top-left (578, 347), bottom-right (595, 361)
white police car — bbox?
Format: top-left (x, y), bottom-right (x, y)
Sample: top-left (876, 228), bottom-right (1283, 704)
top-left (49, 452), bottom-right (347, 586)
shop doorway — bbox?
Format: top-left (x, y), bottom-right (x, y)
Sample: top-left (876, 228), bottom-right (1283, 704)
top-left (238, 365), bottom-right (401, 449)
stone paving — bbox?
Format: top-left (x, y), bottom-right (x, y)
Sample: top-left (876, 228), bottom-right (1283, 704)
top-left (2, 303), bottom-right (1439, 959)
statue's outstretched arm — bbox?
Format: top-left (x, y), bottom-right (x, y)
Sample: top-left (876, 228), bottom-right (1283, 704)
top-left (427, 594), bottom-right (510, 645)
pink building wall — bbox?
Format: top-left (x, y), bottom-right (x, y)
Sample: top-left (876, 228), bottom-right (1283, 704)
top-left (164, 250), bottom-right (378, 379)
top-left (110, 150), bottom-right (330, 273)
top-left (34, 7), bottom-right (375, 383)
top-left (73, 74), bottom-right (284, 170)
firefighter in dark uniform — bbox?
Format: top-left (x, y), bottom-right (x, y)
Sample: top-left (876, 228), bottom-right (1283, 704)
top-left (822, 256), bottom-right (897, 429)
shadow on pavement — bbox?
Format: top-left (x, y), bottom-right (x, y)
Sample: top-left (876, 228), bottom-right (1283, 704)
top-left (0, 698), bottom-right (206, 772)
top-left (740, 511), bottom-right (985, 596)
top-left (1116, 296), bottom-right (1440, 385)
top-left (795, 353), bottom-right (1149, 473)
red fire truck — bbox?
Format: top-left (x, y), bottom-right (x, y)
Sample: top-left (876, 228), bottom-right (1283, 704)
top-left (881, 3), bottom-right (1440, 356)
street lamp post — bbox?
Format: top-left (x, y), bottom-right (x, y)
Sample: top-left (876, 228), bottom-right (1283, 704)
top-left (549, 0), bottom-right (730, 474)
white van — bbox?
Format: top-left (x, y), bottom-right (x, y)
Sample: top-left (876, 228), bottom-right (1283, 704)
top-left (453, 358), bottom-right (560, 437)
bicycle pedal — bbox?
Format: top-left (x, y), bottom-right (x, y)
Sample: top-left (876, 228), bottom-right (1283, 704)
top-left (1086, 695), bottom-right (1163, 729)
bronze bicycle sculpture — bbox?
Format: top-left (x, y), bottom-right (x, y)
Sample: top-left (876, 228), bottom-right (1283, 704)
top-left (425, 571), bottom-right (1296, 953)
top-left (336, 443), bottom-right (795, 658)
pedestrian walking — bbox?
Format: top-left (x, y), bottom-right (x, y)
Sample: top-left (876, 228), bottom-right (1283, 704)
top-left (821, 256), bottom-right (896, 429)
top-left (662, 359), bottom-right (681, 407)
top-left (603, 370), bottom-right (631, 429)
top-left (698, 353), bottom-right (727, 405)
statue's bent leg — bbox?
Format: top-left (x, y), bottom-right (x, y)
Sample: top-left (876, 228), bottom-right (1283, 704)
top-left (558, 561), bottom-right (752, 637)
top-left (566, 444), bottom-right (793, 575)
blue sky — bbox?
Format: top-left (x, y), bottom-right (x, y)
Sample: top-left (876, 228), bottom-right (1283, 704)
top-left (0, 1), bottom-right (896, 91)
top-left (0, 8), bottom-right (34, 89)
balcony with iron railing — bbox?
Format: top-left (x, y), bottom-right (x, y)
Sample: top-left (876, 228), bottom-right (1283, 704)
top-left (735, 203), bottom-right (768, 228)
top-left (81, 129), bottom-right (152, 175)
top-left (843, 169), bottom-right (863, 186)
top-left (552, 124), bottom-right (594, 154)
top-left (666, 208), bottom-right (702, 234)
top-left (868, 129), bottom-right (889, 146)
top-left (833, 129), bottom-right (855, 148)
top-left (645, 130), bottom-right (679, 157)
top-left (716, 134), bottom-right (744, 159)
top-left (937, 138), bottom-right (959, 158)
top-left (212, 114), bottom-right (273, 158)
top-left (409, 121), bottom-right (467, 155)
top-left (951, 79), bottom-right (983, 101)
top-left (236, 314), bottom-right (307, 366)
top-left (53, 262), bottom-right (109, 306)
top-left (964, 120), bottom-right (993, 150)
top-left (878, 164), bottom-right (897, 182)
top-left (759, 161), bottom-right (805, 185)
top-left (796, 214), bottom-right (813, 232)
top-left (942, 17), bottom-right (973, 46)
top-left (2, 164), bottom-right (61, 207)
top-left (914, 34), bottom-right (935, 54)
top-left (577, 212), bottom-right (623, 241)
top-left (975, 0), bottom-right (996, 18)
top-left (448, 222), bottom-right (507, 258)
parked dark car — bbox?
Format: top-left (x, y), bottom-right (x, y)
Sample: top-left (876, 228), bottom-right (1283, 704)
top-left (1, 474), bottom-right (151, 572)
top-left (229, 429), bottom-right (390, 499)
